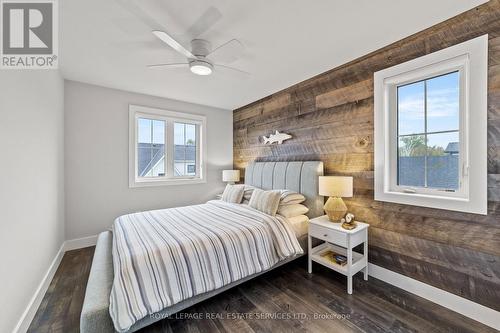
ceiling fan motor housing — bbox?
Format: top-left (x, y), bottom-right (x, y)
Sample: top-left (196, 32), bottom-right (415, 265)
top-left (189, 39), bottom-right (213, 75)
top-left (191, 39), bottom-right (211, 57)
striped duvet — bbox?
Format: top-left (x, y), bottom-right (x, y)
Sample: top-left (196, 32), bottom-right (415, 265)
top-left (109, 200), bottom-right (303, 332)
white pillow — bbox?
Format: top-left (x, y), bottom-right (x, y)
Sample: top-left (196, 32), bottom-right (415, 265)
top-left (248, 189), bottom-right (281, 216)
top-left (277, 204), bottom-right (309, 218)
top-left (221, 184), bottom-right (245, 203)
top-left (279, 190), bottom-right (306, 205)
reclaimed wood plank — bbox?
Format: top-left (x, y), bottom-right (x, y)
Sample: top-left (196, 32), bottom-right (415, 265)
top-left (343, 203), bottom-right (500, 257)
top-left (368, 227), bottom-right (500, 287)
top-left (369, 244), bottom-right (500, 312)
top-left (234, 93), bottom-right (291, 122)
top-left (316, 79), bottom-right (373, 110)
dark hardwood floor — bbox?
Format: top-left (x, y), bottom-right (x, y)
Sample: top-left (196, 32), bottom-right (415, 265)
top-left (28, 247), bottom-right (497, 333)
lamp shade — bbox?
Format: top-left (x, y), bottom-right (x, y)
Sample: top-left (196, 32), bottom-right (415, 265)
top-left (318, 176), bottom-right (353, 197)
top-left (222, 170), bottom-right (240, 182)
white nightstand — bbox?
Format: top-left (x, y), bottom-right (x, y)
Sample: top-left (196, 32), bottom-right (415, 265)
top-left (308, 215), bottom-right (369, 294)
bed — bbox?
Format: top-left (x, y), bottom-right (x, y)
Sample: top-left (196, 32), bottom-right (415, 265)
top-left (80, 161), bottom-right (324, 333)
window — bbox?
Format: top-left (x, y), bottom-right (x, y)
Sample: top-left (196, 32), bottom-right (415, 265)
top-left (129, 105), bottom-right (206, 187)
top-left (374, 35), bottom-right (487, 214)
top-left (397, 72), bottom-right (460, 191)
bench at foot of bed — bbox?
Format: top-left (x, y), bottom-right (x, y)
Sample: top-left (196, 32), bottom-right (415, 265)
top-left (81, 231), bottom-right (115, 333)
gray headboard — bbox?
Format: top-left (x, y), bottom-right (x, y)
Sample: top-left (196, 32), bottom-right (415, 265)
top-left (244, 161), bottom-right (324, 218)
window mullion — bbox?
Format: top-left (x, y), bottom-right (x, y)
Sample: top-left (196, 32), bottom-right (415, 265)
top-left (196, 124), bottom-right (200, 178)
top-left (399, 129), bottom-right (459, 137)
top-left (165, 120), bottom-right (168, 178)
top-left (184, 123), bottom-right (187, 176)
top-left (149, 120), bottom-right (153, 177)
top-left (166, 120), bottom-right (174, 179)
top-left (424, 80), bottom-right (428, 189)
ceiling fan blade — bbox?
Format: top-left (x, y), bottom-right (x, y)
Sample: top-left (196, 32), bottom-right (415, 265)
top-left (114, 0), bottom-right (194, 58)
top-left (114, 0), bottom-right (164, 31)
top-left (152, 31), bottom-right (195, 59)
top-left (147, 63), bottom-right (188, 69)
top-left (215, 64), bottom-right (250, 76)
top-left (207, 39), bottom-right (245, 64)
top-left (186, 6), bottom-right (222, 38)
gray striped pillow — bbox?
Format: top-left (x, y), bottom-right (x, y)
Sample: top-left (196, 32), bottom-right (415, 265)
top-left (248, 189), bottom-right (281, 216)
top-left (243, 185), bottom-right (257, 201)
top-left (221, 184), bottom-right (245, 203)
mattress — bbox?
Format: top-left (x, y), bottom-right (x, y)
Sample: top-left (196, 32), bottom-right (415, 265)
top-left (288, 217), bottom-right (309, 238)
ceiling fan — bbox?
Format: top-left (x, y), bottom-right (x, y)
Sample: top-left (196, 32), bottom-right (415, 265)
top-left (149, 30), bottom-right (248, 76)
top-left (114, 0), bottom-right (248, 76)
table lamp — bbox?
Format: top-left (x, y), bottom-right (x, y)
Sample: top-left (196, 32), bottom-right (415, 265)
top-left (319, 176), bottom-right (353, 222)
top-left (222, 170), bottom-right (240, 184)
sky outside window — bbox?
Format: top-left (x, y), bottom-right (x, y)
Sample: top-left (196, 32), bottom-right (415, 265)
top-left (397, 71), bottom-right (459, 147)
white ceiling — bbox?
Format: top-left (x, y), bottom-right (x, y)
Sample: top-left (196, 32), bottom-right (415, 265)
top-left (60, 0), bottom-right (487, 110)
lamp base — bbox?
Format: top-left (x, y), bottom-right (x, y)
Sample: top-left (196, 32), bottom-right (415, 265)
top-left (324, 197), bottom-right (347, 222)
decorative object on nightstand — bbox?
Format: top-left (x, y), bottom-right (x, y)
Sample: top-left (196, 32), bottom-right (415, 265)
top-left (222, 170), bottom-right (240, 184)
top-left (341, 212), bottom-right (356, 230)
top-left (318, 176), bottom-right (353, 222)
top-left (308, 215), bottom-right (369, 294)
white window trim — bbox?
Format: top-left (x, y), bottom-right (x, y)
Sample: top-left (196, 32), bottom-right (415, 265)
top-left (374, 34), bottom-right (488, 214)
top-left (129, 104), bottom-right (207, 187)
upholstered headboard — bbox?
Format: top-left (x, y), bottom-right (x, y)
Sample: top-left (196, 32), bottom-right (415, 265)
top-left (244, 161), bottom-right (324, 218)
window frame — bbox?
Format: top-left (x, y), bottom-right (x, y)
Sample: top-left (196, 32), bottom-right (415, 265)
top-left (374, 35), bottom-right (488, 214)
top-left (129, 104), bottom-right (207, 187)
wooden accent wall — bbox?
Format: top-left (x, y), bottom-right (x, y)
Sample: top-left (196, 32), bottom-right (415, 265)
top-left (234, 1), bottom-right (500, 310)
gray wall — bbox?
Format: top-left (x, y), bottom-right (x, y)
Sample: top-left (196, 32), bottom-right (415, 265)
top-left (0, 71), bottom-right (65, 333)
top-left (64, 81), bottom-right (233, 239)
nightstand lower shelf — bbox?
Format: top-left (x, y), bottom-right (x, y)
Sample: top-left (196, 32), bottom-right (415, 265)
top-left (310, 242), bottom-right (366, 276)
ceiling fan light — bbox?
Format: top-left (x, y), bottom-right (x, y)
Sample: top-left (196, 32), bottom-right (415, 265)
top-left (189, 60), bottom-right (213, 75)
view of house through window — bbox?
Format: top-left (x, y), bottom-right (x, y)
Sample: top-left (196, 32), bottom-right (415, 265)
top-left (397, 71), bottom-right (460, 190)
top-left (137, 118), bottom-right (165, 177)
top-left (174, 122), bottom-right (197, 177)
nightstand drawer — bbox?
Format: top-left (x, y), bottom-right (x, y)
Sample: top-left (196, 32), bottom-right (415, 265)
top-left (309, 223), bottom-right (347, 247)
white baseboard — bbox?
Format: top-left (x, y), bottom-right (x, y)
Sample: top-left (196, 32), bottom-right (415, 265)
top-left (13, 243), bottom-right (65, 333)
top-left (14, 235), bottom-right (99, 333)
top-left (368, 263), bottom-right (500, 330)
top-left (64, 234), bottom-right (98, 252)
